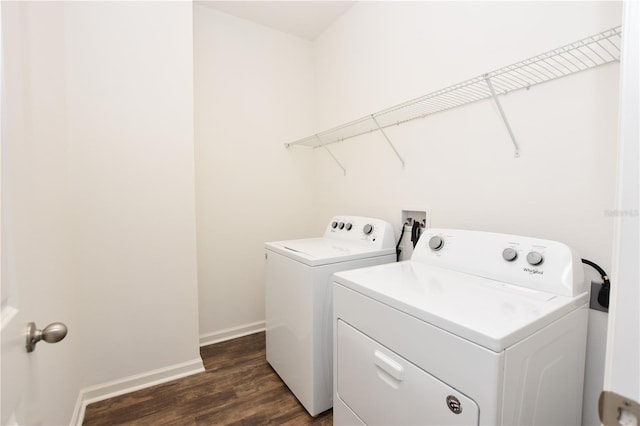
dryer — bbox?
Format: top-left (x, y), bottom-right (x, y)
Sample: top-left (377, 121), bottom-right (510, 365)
top-left (333, 229), bottom-right (589, 425)
top-left (265, 216), bottom-right (396, 416)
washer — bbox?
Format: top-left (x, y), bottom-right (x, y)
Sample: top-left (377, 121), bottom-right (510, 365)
top-left (265, 216), bottom-right (396, 416)
top-left (333, 228), bottom-right (589, 425)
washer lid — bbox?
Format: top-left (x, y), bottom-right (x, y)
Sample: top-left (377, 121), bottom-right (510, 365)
top-left (333, 261), bottom-right (588, 352)
top-left (265, 238), bottom-right (395, 266)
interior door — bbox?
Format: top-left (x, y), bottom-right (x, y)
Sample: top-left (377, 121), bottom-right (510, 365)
top-left (0, 295), bottom-right (31, 424)
top-left (1, 3), bottom-right (37, 423)
top-left (600, 2), bottom-right (640, 424)
top-left (1, 2), bottom-right (74, 423)
top-left (0, 5), bottom-right (25, 424)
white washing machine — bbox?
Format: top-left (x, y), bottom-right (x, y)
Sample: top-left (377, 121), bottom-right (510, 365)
top-left (265, 216), bottom-right (396, 416)
top-left (333, 228), bottom-right (589, 426)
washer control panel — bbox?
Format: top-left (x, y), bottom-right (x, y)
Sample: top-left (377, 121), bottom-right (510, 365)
top-left (413, 229), bottom-right (585, 297)
top-left (325, 216), bottom-right (395, 250)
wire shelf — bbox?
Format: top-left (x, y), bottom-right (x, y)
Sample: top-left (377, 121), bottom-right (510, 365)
top-left (286, 26), bottom-right (622, 150)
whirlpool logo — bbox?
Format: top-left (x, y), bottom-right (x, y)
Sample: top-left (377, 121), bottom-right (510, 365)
top-left (523, 267), bottom-right (544, 275)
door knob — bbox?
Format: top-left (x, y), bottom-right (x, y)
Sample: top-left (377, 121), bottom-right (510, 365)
top-left (26, 322), bottom-right (68, 353)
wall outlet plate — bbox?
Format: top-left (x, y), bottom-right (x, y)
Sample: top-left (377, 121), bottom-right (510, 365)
top-left (397, 209), bottom-right (431, 262)
top-left (401, 209), bottom-right (430, 229)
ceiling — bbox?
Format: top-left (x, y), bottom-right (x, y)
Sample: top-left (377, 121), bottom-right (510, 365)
top-left (195, 1), bottom-right (356, 40)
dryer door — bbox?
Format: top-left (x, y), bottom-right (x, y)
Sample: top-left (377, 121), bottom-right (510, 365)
top-left (336, 320), bottom-right (479, 425)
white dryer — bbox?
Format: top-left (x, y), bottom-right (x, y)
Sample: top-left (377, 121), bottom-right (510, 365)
top-left (333, 229), bottom-right (589, 426)
top-left (265, 216), bottom-right (396, 416)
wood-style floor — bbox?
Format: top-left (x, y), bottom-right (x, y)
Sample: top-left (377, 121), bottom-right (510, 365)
top-left (83, 332), bottom-right (332, 425)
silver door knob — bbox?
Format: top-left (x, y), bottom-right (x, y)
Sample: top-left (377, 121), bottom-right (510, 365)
top-left (26, 322), bottom-right (68, 353)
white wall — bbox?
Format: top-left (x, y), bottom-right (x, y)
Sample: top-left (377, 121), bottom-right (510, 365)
top-left (63, 1), bottom-right (202, 389)
top-left (311, 2), bottom-right (621, 425)
top-left (3, 2), bottom-right (202, 423)
top-left (313, 1), bottom-right (621, 253)
top-left (193, 5), bottom-right (315, 345)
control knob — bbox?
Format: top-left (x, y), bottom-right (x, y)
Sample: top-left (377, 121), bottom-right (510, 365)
top-left (502, 248), bottom-right (518, 262)
top-left (345, 223), bottom-right (353, 231)
top-left (428, 236), bottom-right (444, 251)
top-left (339, 222), bottom-right (345, 230)
top-left (526, 251), bottom-right (544, 266)
top-left (331, 221), bottom-right (338, 229)
top-left (363, 224), bottom-right (373, 235)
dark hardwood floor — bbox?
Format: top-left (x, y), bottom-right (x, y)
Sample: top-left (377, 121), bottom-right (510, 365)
top-left (83, 332), bottom-right (333, 425)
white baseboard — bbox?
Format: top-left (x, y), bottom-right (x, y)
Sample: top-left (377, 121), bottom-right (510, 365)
top-left (70, 323), bottom-right (265, 425)
top-left (199, 320), bottom-right (265, 347)
top-left (70, 357), bottom-right (204, 425)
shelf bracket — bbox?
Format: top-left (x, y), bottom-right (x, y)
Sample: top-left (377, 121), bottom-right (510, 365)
top-left (371, 115), bottom-right (405, 167)
top-left (484, 74), bottom-right (521, 158)
top-left (317, 136), bottom-right (346, 176)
